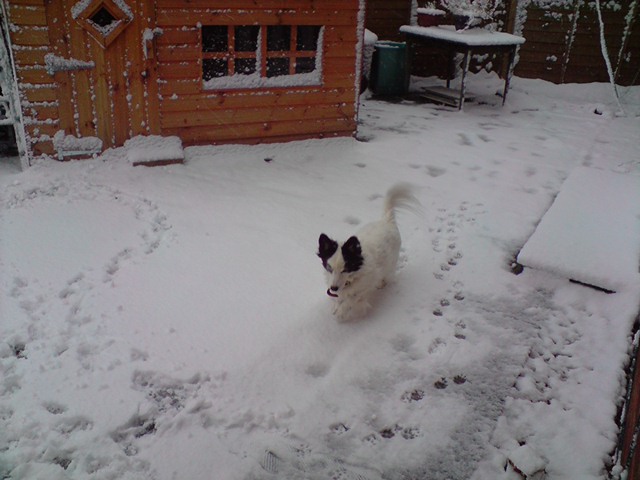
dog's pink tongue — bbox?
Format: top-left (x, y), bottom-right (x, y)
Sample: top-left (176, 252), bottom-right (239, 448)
top-left (326, 288), bottom-right (338, 298)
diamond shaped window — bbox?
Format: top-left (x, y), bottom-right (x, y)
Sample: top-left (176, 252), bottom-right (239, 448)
top-left (72, 0), bottom-right (133, 48)
top-left (90, 7), bottom-right (117, 28)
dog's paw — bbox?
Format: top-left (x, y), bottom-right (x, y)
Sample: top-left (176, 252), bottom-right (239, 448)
top-left (334, 305), bottom-right (353, 323)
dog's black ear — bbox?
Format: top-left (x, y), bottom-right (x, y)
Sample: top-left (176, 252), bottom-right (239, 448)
top-left (342, 236), bottom-right (363, 272)
top-left (318, 233), bottom-right (338, 260)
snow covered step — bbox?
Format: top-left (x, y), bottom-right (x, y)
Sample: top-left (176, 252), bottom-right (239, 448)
top-left (517, 167), bottom-right (640, 292)
top-left (125, 135), bottom-right (185, 167)
top-left (53, 131), bottom-right (103, 160)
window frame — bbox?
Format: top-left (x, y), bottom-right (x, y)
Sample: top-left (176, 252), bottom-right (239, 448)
top-left (201, 24), bottom-right (323, 90)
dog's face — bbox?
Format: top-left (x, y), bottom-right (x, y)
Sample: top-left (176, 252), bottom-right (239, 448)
top-left (318, 233), bottom-right (364, 295)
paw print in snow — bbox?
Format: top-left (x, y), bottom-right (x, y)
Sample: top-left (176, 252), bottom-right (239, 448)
top-left (434, 378), bottom-right (448, 389)
top-left (401, 389), bottom-right (425, 402)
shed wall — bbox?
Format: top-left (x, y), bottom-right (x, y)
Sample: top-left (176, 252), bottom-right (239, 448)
top-left (154, 0), bottom-right (362, 145)
top-left (5, 0), bottom-right (55, 156)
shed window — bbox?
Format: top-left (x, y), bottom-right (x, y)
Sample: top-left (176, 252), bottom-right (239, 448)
top-left (201, 25), bottom-right (322, 89)
top-left (202, 26), bottom-right (228, 53)
top-left (90, 7), bottom-right (117, 28)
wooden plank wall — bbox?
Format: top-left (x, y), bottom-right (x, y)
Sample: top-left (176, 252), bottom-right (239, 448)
top-left (155, 0), bottom-right (361, 145)
top-left (5, 0), bottom-right (56, 156)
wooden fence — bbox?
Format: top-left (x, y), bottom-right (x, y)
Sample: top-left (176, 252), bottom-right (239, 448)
top-left (616, 324), bottom-right (640, 479)
top-left (517, 0), bottom-right (639, 85)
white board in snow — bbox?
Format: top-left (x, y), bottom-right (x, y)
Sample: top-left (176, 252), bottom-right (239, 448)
top-left (517, 167), bottom-right (640, 292)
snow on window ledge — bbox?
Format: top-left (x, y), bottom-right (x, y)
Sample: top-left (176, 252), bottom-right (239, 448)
top-left (203, 70), bottom-right (322, 91)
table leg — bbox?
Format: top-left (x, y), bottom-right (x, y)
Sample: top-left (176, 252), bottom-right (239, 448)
top-left (502, 47), bottom-right (516, 105)
top-left (446, 47), bottom-right (453, 89)
top-left (459, 49), bottom-right (471, 110)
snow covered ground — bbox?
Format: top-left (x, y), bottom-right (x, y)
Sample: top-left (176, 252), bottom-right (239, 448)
top-left (1, 73), bottom-right (640, 480)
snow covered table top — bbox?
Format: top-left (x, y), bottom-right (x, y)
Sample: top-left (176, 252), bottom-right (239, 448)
top-left (518, 167), bottom-right (640, 292)
top-left (400, 25), bottom-right (525, 47)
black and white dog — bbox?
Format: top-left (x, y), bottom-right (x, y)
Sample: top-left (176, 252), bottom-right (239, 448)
top-left (318, 183), bottom-right (421, 321)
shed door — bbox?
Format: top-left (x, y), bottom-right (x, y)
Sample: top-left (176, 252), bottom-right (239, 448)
top-left (45, 0), bottom-right (160, 151)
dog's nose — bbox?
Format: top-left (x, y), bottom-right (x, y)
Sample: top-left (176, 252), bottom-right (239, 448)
top-left (330, 286), bottom-right (339, 292)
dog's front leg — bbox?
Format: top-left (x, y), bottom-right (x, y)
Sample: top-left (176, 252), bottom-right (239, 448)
top-left (334, 301), bottom-right (354, 322)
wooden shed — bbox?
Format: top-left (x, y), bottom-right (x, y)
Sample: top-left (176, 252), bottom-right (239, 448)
top-left (0, 0), bottom-right (365, 167)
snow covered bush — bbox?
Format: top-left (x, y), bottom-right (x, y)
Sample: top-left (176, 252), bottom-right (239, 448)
top-left (439, 0), bottom-right (501, 20)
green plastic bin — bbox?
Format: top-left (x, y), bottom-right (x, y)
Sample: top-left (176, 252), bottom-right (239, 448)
top-left (370, 41), bottom-right (409, 96)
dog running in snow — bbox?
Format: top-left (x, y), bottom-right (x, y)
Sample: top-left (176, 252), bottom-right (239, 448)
top-left (317, 183), bottom-right (422, 321)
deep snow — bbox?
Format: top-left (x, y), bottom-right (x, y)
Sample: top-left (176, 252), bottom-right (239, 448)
top-left (1, 73), bottom-right (640, 480)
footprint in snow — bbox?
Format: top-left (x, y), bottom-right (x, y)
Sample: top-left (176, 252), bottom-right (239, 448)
top-left (453, 374), bottom-right (468, 384)
top-left (130, 348), bottom-right (149, 362)
top-left (390, 333), bottom-right (416, 354)
top-left (458, 133), bottom-right (474, 146)
top-left (330, 422), bottom-right (350, 434)
top-left (454, 320), bottom-right (468, 340)
top-left (426, 165), bottom-right (447, 177)
top-left (54, 415), bottom-right (94, 435)
top-left (428, 337), bottom-right (446, 354)
top-left (43, 401), bottom-right (67, 415)
top-left (51, 455), bottom-right (73, 471)
top-left (111, 412), bottom-right (157, 456)
top-left (58, 273), bottom-right (86, 300)
top-left (401, 389), bottom-right (425, 402)
top-left (305, 363), bottom-right (330, 378)
top-left (434, 377), bottom-right (448, 389)
top-left (9, 276), bottom-right (28, 298)
top-left (379, 424), bottom-right (423, 440)
top-left (434, 375), bottom-right (467, 390)
top-left (103, 248), bottom-right (132, 283)
top-left (260, 444), bottom-right (380, 479)
top-left (10, 342), bottom-right (27, 359)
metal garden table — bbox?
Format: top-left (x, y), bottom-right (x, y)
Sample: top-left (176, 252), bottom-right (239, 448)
top-left (400, 25), bottom-right (526, 110)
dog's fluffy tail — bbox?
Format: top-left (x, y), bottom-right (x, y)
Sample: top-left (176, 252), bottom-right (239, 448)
top-left (383, 183), bottom-right (423, 221)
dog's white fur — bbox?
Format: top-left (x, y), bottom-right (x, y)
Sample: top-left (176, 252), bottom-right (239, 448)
top-left (318, 183), bottom-right (421, 321)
